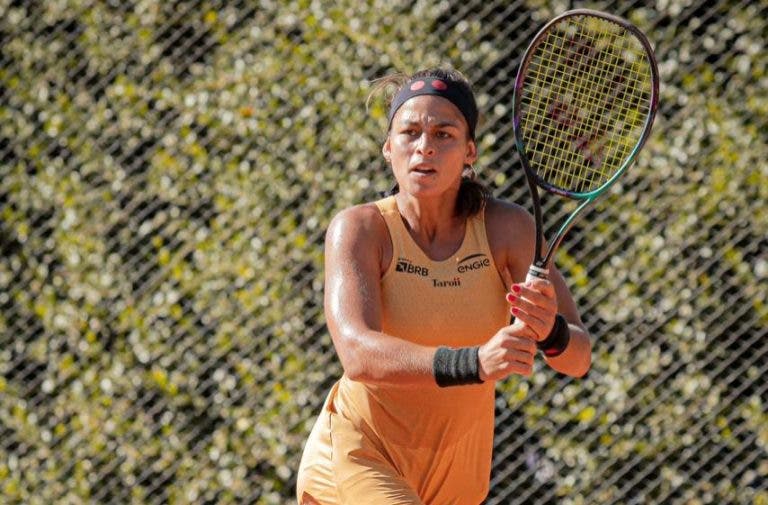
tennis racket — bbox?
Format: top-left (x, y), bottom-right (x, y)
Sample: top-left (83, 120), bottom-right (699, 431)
top-left (512, 9), bottom-right (659, 282)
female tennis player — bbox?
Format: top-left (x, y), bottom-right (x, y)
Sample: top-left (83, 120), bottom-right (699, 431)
top-left (297, 68), bottom-right (591, 505)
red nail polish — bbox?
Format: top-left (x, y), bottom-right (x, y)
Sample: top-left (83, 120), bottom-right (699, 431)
top-left (506, 293), bottom-right (516, 303)
top-left (512, 307), bottom-right (519, 315)
top-left (512, 284), bottom-right (521, 293)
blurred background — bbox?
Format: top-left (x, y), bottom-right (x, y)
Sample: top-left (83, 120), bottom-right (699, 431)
top-left (1, 0), bottom-right (766, 503)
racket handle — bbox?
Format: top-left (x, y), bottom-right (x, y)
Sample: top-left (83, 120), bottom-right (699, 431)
top-left (527, 264), bottom-right (550, 281)
top-left (511, 265), bottom-right (550, 325)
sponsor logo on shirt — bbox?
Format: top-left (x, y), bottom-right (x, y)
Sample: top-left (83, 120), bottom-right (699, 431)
top-left (457, 253), bottom-right (491, 273)
top-left (433, 277), bottom-right (461, 288)
top-left (396, 257), bottom-right (429, 277)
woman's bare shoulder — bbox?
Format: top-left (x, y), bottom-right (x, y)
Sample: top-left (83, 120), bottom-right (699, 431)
top-left (325, 202), bottom-right (390, 255)
top-left (484, 197), bottom-right (536, 280)
top-left (325, 201), bottom-right (393, 276)
top-left (484, 197), bottom-right (534, 233)
top-left (327, 202), bottom-right (387, 237)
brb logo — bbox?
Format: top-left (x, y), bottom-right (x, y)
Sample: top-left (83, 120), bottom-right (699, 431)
top-left (457, 253), bottom-right (491, 273)
top-left (396, 257), bottom-right (429, 277)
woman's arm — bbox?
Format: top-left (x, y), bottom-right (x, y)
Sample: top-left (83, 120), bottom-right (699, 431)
top-left (324, 205), bottom-right (436, 386)
top-left (514, 272), bottom-right (592, 377)
top-left (486, 199), bottom-right (592, 378)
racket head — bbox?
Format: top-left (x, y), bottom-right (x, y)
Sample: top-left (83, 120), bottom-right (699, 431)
top-left (512, 9), bottom-right (660, 200)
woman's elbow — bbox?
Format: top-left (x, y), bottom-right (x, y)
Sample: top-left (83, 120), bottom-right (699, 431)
top-left (333, 333), bottom-right (369, 381)
top-left (342, 358), bottom-right (367, 382)
top-left (558, 333), bottom-right (591, 378)
top-left (572, 340), bottom-right (592, 377)
top-left (573, 356), bottom-right (591, 378)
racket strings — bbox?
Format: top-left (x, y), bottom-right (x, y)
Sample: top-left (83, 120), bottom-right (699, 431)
top-left (532, 43), bottom-right (646, 188)
top-left (531, 40), bottom-right (644, 187)
top-left (520, 14), bottom-right (653, 194)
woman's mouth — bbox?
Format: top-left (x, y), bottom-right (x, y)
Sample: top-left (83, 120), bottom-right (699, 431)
top-left (411, 165), bottom-right (437, 176)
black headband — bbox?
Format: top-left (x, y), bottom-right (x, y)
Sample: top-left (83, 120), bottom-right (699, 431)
top-left (387, 76), bottom-right (478, 139)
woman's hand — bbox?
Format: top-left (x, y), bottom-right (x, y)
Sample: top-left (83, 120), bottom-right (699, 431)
top-left (505, 278), bottom-right (559, 342)
top-left (478, 321), bottom-right (538, 381)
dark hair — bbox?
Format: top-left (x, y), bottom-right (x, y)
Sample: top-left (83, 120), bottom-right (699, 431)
top-left (367, 68), bottom-right (490, 218)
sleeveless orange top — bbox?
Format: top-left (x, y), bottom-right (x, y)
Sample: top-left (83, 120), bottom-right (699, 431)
top-left (298, 196), bottom-right (510, 504)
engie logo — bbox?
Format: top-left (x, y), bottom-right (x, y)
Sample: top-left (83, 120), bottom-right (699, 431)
top-left (396, 257), bottom-right (429, 277)
top-left (457, 253), bottom-right (491, 273)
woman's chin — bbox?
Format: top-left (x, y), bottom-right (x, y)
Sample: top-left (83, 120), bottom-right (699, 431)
top-left (400, 176), bottom-right (451, 197)
top-left (401, 183), bottom-right (443, 198)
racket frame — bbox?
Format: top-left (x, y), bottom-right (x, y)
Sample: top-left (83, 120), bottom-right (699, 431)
top-left (512, 8), bottom-right (660, 277)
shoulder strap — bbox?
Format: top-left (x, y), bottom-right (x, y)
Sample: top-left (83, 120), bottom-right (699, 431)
top-left (374, 195), bottom-right (407, 261)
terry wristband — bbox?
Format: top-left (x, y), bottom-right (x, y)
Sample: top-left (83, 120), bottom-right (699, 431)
top-left (537, 314), bottom-right (571, 357)
top-left (433, 346), bottom-right (483, 387)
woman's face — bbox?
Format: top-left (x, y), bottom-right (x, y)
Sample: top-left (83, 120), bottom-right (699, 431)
top-left (383, 95), bottom-right (477, 198)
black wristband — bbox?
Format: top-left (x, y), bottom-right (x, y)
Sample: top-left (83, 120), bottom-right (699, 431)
top-left (433, 346), bottom-right (483, 387)
top-left (537, 314), bottom-right (571, 357)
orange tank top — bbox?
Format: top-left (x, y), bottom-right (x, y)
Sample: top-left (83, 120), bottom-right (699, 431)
top-left (333, 196), bottom-right (510, 503)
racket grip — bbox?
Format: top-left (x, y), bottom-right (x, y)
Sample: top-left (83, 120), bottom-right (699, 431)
top-left (527, 264), bottom-right (549, 281)
top-left (511, 265), bottom-right (550, 325)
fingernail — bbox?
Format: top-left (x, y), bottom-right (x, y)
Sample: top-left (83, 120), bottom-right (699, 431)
top-left (512, 284), bottom-right (521, 293)
top-left (512, 307), bottom-right (519, 315)
top-left (506, 293), bottom-right (516, 303)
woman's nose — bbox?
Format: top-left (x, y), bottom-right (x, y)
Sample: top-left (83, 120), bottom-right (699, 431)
top-left (416, 133), bottom-right (435, 156)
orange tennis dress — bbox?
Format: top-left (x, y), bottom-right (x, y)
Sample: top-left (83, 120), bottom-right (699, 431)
top-left (297, 196), bottom-right (510, 505)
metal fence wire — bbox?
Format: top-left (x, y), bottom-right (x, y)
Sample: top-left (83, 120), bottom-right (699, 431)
top-left (1, 0), bottom-right (767, 504)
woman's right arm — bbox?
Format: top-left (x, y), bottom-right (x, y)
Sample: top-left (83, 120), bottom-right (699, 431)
top-left (324, 205), bottom-right (437, 386)
top-left (324, 205), bottom-right (537, 387)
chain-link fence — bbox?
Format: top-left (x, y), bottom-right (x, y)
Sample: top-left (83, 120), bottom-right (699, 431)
top-left (1, 0), bottom-right (766, 503)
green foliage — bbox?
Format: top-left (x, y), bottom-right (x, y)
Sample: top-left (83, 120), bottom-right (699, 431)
top-left (1, 1), bottom-right (766, 503)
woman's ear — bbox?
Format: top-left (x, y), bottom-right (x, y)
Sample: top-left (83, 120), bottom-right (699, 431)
top-left (465, 139), bottom-right (478, 165)
top-left (382, 137), bottom-right (392, 163)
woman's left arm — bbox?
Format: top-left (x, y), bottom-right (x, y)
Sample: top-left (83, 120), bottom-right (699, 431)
top-left (511, 271), bottom-right (592, 377)
top-left (486, 199), bottom-right (591, 378)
